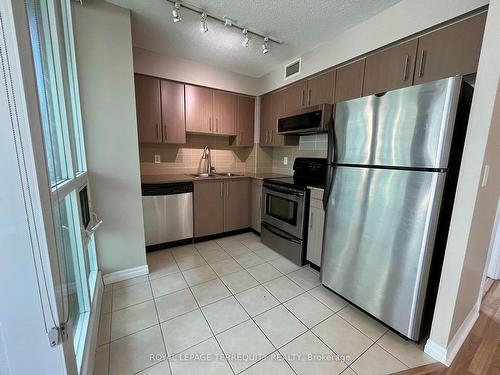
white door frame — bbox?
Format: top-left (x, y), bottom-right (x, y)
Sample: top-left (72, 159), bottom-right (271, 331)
top-left (487, 198), bottom-right (500, 279)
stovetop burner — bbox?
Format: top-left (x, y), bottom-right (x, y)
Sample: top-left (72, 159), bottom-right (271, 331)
top-left (264, 157), bottom-right (327, 190)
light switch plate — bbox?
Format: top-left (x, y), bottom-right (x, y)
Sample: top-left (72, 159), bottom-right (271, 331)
top-left (482, 164), bottom-right (490, 187)
top-left (283, 157), bottom-right (288, 165)
top-left (154, 154), bottom-right (161, 164)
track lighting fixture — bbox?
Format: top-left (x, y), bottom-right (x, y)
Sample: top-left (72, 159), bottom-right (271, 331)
top-left (262, 37), bottom-right (269, 54)
top-left (165, 0), bottom-right (282, 53)
top-left (242, 29), bottom-right (250, 47)
top-left (200, 13), bottom-right (208, 33)
top-left (172, 2), bottom-right (181, 23)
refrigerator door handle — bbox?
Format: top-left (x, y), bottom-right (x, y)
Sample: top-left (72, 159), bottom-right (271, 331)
top-left (327, 113), bottom-right (336, 164)
top-left (323, 166), bottom-right (335, 210)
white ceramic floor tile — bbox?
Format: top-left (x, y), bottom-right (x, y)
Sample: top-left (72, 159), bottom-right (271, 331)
top-left (93, 344), bottom-right (109, 375)
top-left (109, 325), bottom-right (166, 375)
top-left (279, 331), bottom-right (347, 375)
top-left (170, 337), bottom-right (233, 375)
top-left (337, 305), bottom-right (387, 341)
top-left (200, 248), bottom-right (232, 264)
top-left (172, 245), bottom-right (198, 260)
top-left (150, 273), bottom-right (188, 298)
top-left (111, 300), bottom-right (158, 341)
top-left (234, 253), bottom-right (266, 268)
top-left (217, 238), bottom-right (244, 250)
top-left (175, 253), bottom-right (207, 271)
top-left (225, 246), bottom-right (253, 258)
top-left (284, 293), bottom-right (333, 328)
top-left (240, 352), bottom-right (295, 375)
top-left (308, 286), bottom-right (348, 312)
top-left (210, 258), bottom-right (244, 277)
top-left (191, 278), bottom-right (232, 306)
top-left (247, 263), bottom-right (282, 283)
top-left (377, 331), bottom-right (435, 368)
top-left (221, 270), bottom-right (259, 294)
top-left (235, 285), bottom-right (279, 317)
top-left (136, 360), bottom-right (171, 375)
top-left (148, 259), bottom-right (181, 280)
top-left (101, 290), bottom-right (112, 314)
top-left (217, 320), bottom-right (275, 374)
top-left (182, 265), bottom-right (217, 286)
top-left (161, 309), bottom-right (213, 356)
top-left (254, 247), bottom-right (282, 261)
top-left (202, 296), bottom-right (250, 334)
top-left (147, 250), bottom-right (175, 265)
top-left (351, 344), bottom-right (408, 375)
top-left (155, 289), bottom-right (198, 322)
top-left (112, 281), bottom-right (153, 311)
top-left (269, 257), bottom-right (301, 274)
top-left (195, 240), bottom-right (222, 252)
top-left (287, 269), bottom-right (320, 290)
top-left (98, 313), bottom-right (111, 346)
top-left (254, 305), bottom-right (307, 348)
top-left (263, 276), bottom-right (304, 302)
top-left (242, 239), bottom-right (268, 251)
top-left (113, 275), bottom-right (149, 290)
top-left (312, 315), bottom-right (373, 364)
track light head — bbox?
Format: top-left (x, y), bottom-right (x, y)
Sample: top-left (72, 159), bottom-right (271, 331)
top-left (172, 2), bottom-right (181, 23)
top-left (242, 29), bottom-right (250, 47)
top-left (262, 37), bottom-right (269, 54)
top-left (200, 13), bottom-right (208, 33)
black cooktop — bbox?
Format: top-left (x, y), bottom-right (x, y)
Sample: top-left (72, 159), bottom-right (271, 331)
top-left (264, 158), bottom-right (327, 191)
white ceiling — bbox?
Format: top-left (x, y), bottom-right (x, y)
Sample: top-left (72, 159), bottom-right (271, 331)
top-left (107, 0), bottom-right (404, 78)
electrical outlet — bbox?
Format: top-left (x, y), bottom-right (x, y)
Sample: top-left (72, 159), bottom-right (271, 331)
top-left (482, 164), bottom-right (490, 187)
top-left (154, 154), bottom-right (161, 164)
top-left (283, 157), bottom-right (288, 165)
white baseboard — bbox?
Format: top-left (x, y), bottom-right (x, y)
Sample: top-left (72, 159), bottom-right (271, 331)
top-left (102, 265), bottom-right (149, 285)
top-left (424, 301), bottom-right (480, 366)
top-left (80, 271), bottom-right (103, 375)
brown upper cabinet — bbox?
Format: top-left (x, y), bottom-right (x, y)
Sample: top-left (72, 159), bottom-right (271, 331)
top-left (282, 81), bottom-right (307, 113)
top-left (259, 91), bottom-right (298, 147)
top-left (335, 59), bottom-right (366, 103)
top-left (185, 85), bottom-right (213, 134)
top-left (414, 12), bottom-right (487, 85)
top-left (212, 91), bottom-right (237, 135)
top-left (306, 70), bottom-right (336, 106)
top-left (135, 74), bottom-right (186, 144)
top-left (232, 96), bottom-right (255, 147)
top-left (135, 74), bottom-right (162, 143)
top-left (185, 84), bottom-right (238, 136)
top-left (363, 40), bottom-right (418, 96)
top-left (160, 80), bottom-right (186, 144)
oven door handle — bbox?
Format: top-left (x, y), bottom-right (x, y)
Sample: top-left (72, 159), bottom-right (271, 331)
top-left (263, 183), bottom-right (304, 196)
top-left (262, 222), bottom-right (302, 244)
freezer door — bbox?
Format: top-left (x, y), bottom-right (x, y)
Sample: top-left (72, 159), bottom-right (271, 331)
top-left (334, 76), bottom-right (462, 169)
top-left (321, 166), bottom-right (446, 340)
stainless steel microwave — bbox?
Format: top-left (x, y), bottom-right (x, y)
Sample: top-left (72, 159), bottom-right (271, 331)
top-left (277, 103), bottom-right (333, 135)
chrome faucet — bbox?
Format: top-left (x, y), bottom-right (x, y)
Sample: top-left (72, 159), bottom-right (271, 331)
top-left (202, 146), bottom-right (214, 174)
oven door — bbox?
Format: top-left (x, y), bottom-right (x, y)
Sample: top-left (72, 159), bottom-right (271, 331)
top-left (262, 184), bottom-right (305, 239)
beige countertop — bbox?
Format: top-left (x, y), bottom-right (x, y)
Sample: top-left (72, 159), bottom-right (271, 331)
top-left (141, 173), bottom-right (288, 184)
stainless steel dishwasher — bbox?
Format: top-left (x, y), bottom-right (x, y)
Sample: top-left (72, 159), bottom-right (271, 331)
top-left (142, 182), bottom-right (193, 249)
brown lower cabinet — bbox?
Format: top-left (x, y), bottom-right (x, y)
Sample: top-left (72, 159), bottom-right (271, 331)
top-left (193, 179), bottom-right (249, 237)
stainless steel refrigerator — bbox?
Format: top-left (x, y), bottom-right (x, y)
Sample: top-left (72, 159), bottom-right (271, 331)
top-left (321, 76), bottom-right (472, 340)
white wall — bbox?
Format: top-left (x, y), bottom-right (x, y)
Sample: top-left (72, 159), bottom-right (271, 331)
top-left (72, 0), bottom-right (147, 274)
top-left (133, 47), bottom-right (260, 95)
top-left (426, 0), bottom-right (500, 364)
top-left (259, 0), bottom-right (487, 94)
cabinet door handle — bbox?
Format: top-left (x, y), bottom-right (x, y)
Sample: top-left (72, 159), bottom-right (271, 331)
top-left (402, 54), bottom-right (410, 81)
top-left (301, 90), bottom-right (305, 106)
top-left (209, 117), bottom-right (212, 132)
top-left (220, 183), bottom-right (223, 197)
top-left (270, 130), bottom-right (273, 144)
top-left (308, 88), bottom-right (311, 105)
top-left (226, 183), bottom-right (229, 198)
top-left (155, 123), bottom-right (160, 140)
top-left (163, 125), bottom-right (167, 142)
top-left (216, 118), bottom-right (218, 132)
top-left (310, 211), bottom-right (314, 228)
top-left (418, 50), bottom-right (426, 78)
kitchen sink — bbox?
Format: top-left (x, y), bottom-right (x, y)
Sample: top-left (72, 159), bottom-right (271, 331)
top-left (189, 173), bottom-right (215, 178)
top-left (212, 172), bottom-right (243, 177)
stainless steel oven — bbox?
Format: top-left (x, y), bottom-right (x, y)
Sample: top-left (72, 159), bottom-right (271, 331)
top-left (262, 183), bottom-right (306, 238)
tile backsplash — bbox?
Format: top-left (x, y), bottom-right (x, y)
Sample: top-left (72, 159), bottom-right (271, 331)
top-left (139, 133), bottom-right (327, 176)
